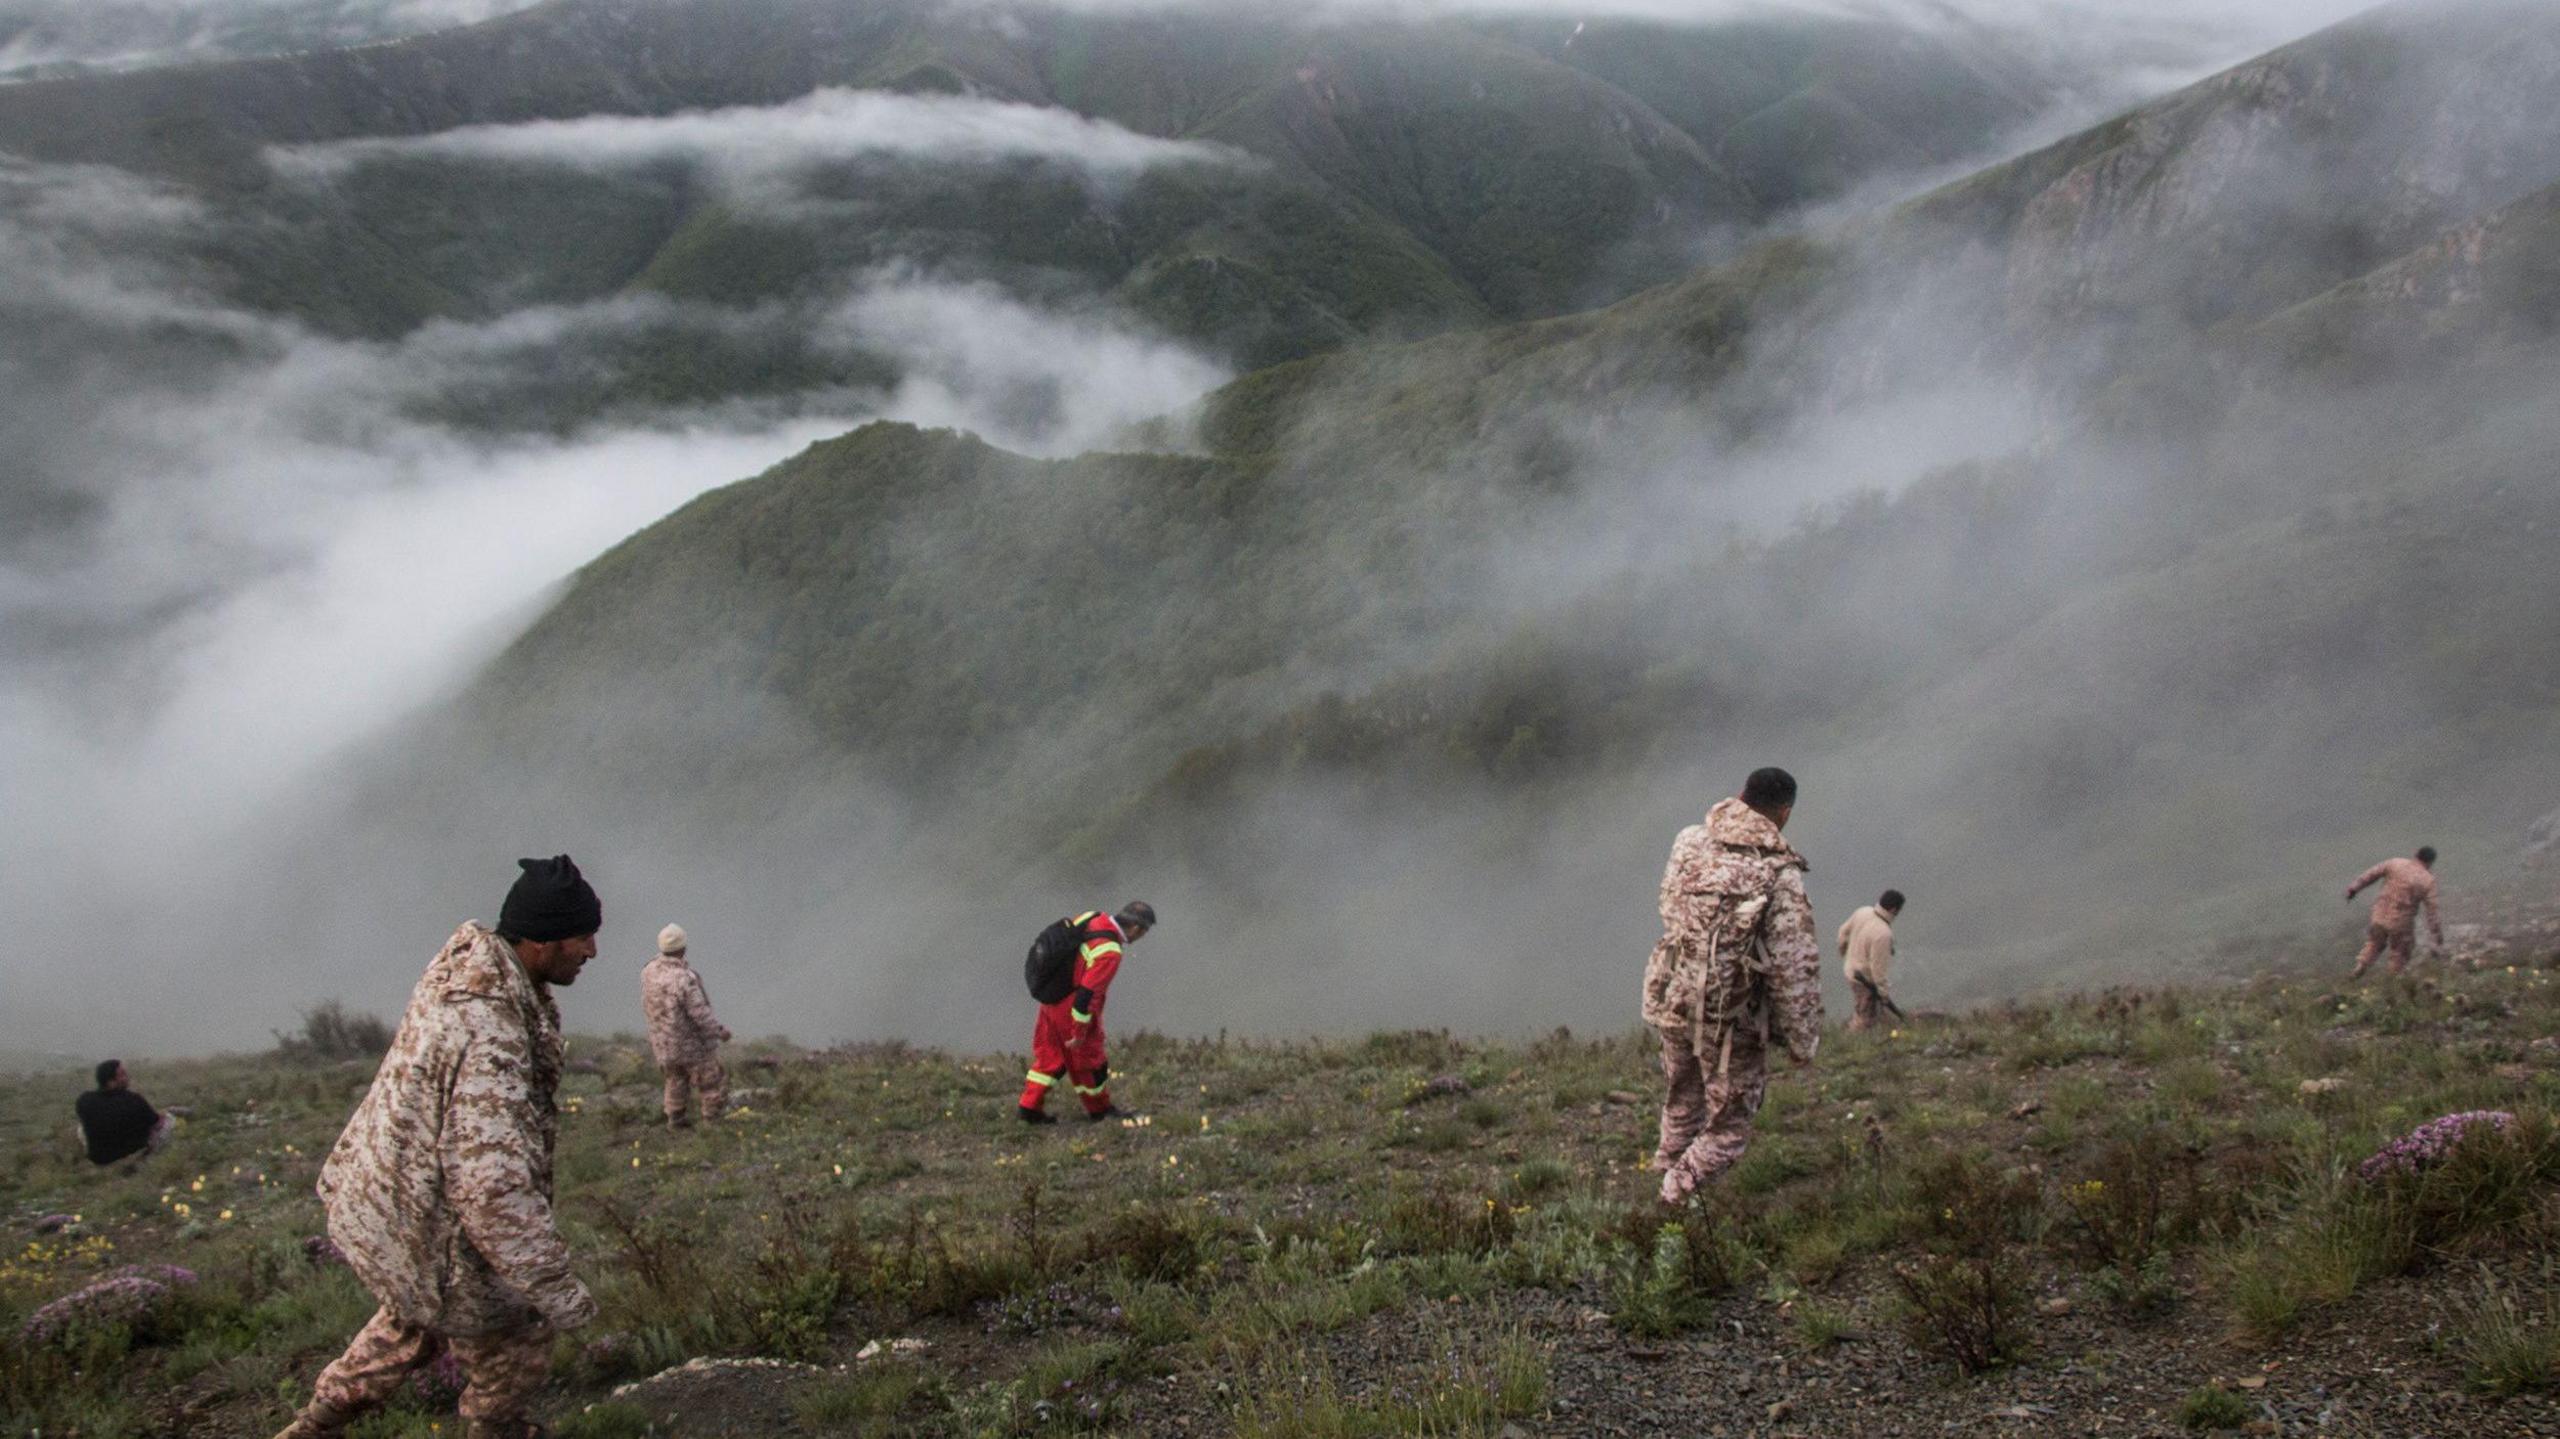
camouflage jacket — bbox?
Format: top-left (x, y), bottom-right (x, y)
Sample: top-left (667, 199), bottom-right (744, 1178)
top-left (319, 922), bottom-right (594, 1336)
top-left (1641, 798), bottom-right (1823, 1063)
top-left (2350, 857), bottom-right (2442, 941)
top-left (641, 954), bottom-right (727, 1066)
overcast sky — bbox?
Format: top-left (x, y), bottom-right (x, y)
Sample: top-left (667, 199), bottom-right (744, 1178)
top-left (0, 0), bottom-right (2379, 81)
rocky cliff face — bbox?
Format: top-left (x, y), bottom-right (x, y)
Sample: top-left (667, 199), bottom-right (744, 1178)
top-left (1988, 0), bottom-right (2560, 334)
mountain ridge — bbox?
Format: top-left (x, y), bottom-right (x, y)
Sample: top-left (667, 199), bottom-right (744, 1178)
top-left (0, 0), bottom-right (2083, 386)
top-left (387, 0), bottom-right (2560, 1035)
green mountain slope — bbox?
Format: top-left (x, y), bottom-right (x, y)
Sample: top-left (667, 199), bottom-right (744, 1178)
top-left (0, 0), bottom-right (2076, 391)
top-left (396, 0), bottom-right (2560, 1032)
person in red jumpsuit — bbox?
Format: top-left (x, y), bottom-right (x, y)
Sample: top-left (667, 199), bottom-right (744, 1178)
top-left (1019, 901), bottom-right (1156, 1124)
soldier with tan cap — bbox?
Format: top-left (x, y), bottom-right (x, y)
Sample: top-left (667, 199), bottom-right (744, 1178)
top-left (642, 923), bottom-right (731, 1129)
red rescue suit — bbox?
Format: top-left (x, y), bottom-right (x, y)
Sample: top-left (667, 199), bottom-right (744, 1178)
top-left (1019, 912), bottom-right (1125, 1115)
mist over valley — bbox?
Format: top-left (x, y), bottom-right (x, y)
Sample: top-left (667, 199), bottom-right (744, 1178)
top-left (2, 0), bottom-right (2556, 1061)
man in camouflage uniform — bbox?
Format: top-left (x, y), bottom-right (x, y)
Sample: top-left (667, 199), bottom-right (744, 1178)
top-left (274, 856), bottom-right (603, 1439)
top-left (2347, 845), bottom-right (2445, 977)
top-left (641, 923), bottom-right (730, 1128)
top-left (1642, 768), bottom-right (1822, 1206)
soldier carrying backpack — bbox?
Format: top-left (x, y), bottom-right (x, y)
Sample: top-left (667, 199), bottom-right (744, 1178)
top-left (1641, 769), bottom-right (1823, 1206)
top-left (1018, 901), bottom-right (1157, 1124)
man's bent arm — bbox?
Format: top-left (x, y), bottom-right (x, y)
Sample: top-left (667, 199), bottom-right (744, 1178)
top-left (444, 1025), bottom-right (595, 1329)
top-left (1766, 871), bottom-right (1825, 1064)
top-left (682, 974), bottom-right (723, 1042)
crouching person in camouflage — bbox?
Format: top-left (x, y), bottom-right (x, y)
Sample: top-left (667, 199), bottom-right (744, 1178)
top-left (274, 856), bottom-right (604, 1439)
top-left (1641, 769), bottom-right (1823, 1206)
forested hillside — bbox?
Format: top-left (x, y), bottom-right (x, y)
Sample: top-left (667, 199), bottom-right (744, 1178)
top-left (0, 0), bottom-right (2074, 397)
top-left (386, 0), bottom-right (2560, 1048)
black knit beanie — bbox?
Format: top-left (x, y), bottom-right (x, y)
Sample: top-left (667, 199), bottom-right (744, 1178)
top-left (498, 855), bottom-right (602, 943)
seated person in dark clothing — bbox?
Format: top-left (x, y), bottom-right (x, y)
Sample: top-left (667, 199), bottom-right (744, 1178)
top-left (76, 1059), bottom-right (171, 1166)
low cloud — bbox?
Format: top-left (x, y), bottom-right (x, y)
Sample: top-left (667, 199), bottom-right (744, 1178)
top-left (824, 279), bottom-right (1230, 457)
top-left (0, 146), bottom-right (1235, 1055)
top-left (0, 0), bottom-right (539, 77)
top-left (273, 89), bottom-right (1243, 195)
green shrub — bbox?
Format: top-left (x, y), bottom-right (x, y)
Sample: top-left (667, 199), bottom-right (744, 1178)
top-left (1782, 1226), bottom-right (1849, 1285)
top-left (1228, 1327), bottom-right (1543, 1438)
top-left (2089, 1252), bottom-right (2179, 1318)
top-left (1607, 1207), bottom-right (1744, 1338)
top-left (1080, 1201), bottom-right (1209, 1285)
top-left (2441, 1271), bottom-right (2560, 1396)
top-left (1890, 1249), bottom-right (2028, 1375)
top-left (1890, 1151), bottom-right (2039, 1373)
top-left (1790, 1301), bottom-right (1855, 1350)
top-left (1380, 1188), bottom-right (1516, 1259)
top-left (792, 1362), bottom-right (933, 1428)
top-left (272, 1001), bottom-right (394, 1063)
top-left (2175, 1383), bottom-right (2253, 1430)
top-left (2057, 1129), bottom-right (2216, 1316)
top-left (1731, 1136), bottom-right (1818, 1195)
top-left (1503, 1158), bottom-right (1573, 1202)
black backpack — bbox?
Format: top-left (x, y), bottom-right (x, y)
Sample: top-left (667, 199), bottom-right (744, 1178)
top-left (1025, 915), bottom-right (1089, 1004)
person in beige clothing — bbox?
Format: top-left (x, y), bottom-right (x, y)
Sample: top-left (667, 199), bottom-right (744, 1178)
top-left (1838, 890), bottom-right (1904, 1032)
top-left (2347, 847), bottom-right (2444, 977)
top-left (642, 924), bottom-right (731, 1128)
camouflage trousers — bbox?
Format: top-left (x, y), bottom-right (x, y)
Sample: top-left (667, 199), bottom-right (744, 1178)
top-left (2352, 922), bottom-right (2420, 977)
top-left (306, 1306), bottom-right (550, 1426)
top-left (661, 1057), bottom-right (727, 1124)
top-left (1653, 1018), bottom-right (1768, 1205)
top-left (1848, 982), bottom-right (1882, 1033)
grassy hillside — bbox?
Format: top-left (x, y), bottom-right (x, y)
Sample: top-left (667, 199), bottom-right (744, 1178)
top-left (5, 923), bottom-right (2557, 1436)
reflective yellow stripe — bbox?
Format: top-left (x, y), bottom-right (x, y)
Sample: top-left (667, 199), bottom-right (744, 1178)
top-left (1070, 1009), bottom-right (1093, 1024)
top-left (1024, 1070), bottom-right (1057, 1087)
top-left (1080, 940), bottom-right (1123, 962)
top-left (1073, 1083), bottom-right (1109, 1096)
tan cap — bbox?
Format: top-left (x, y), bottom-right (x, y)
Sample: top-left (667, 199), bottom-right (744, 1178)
top-left (657, 924), bottom-right (688, 955)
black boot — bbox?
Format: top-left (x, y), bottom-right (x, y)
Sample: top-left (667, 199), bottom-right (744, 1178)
top-left (1017, 1105), bottom-right (1058, 1126)
top-left (1084, 1106), bottom-right (1137, 1123)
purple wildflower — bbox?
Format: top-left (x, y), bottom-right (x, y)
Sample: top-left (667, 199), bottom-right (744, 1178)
top-left (410, 1349), bottom-right (468, 1407)
top-left (580, 1331), bottom-right (634, 1371)
top-left (19, 1266), bottom-right (194, 1347)
top-left (106, 1264), bottom-right (197, 1288)
top-left (2358, 1110), bottom-right (2516, 1181)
